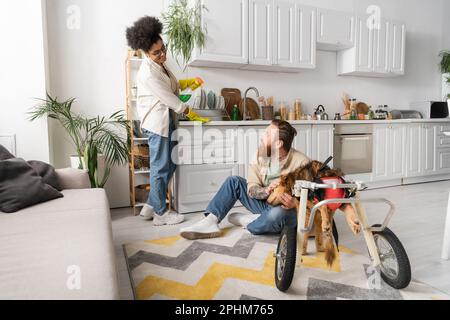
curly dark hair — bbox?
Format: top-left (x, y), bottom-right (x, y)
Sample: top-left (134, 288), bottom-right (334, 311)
top-left (126, 16), bottom-right (163, 52)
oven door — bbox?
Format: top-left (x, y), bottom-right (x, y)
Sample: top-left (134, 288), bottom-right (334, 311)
top-left (334, 134), bottom-right (373, 174)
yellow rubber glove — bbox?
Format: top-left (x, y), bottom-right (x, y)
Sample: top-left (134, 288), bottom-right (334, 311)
top-left (186, 108), bottom-right (210, 124)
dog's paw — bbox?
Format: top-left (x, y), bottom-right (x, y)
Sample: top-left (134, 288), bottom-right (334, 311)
top-left (350, 220), bottom-right (361, 235)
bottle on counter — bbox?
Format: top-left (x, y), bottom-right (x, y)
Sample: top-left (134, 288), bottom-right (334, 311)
top-left (294, 99), bottom-right (302, 120)
top-left (279, 102), bottom-right (288, 120)
top-left (231, 105), bottom-right (240, 121)
top-left (350, 108), bottom-right (358, 120)
top-left (368, 106), bottom-right (375, 120)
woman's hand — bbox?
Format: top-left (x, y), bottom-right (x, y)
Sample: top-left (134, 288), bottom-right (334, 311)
top-left (280, 193), bottom-right (299, 210)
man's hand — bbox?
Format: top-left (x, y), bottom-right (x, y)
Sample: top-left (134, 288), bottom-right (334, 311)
top-left (267, 179), bottom-right (280, 194)
top-left (280, 193), bottom-right (299, 210)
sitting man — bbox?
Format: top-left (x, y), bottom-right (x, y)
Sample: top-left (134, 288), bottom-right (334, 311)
top-left (180, 120), bottom-right (311, 240)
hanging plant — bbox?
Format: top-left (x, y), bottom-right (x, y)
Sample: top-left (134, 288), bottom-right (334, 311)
top-left (162, 0), bottom-right (208, 70)
top-left (439, 51), bottom-right (450, 99)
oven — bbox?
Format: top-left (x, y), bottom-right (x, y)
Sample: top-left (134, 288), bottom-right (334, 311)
top-left (334, 124), bottom-right (373, 175)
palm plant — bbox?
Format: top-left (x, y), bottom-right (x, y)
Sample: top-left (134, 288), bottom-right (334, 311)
top-left (29, 94), bottom-right (130, 188)
top-left (439, 50), bottom-right (450, 99)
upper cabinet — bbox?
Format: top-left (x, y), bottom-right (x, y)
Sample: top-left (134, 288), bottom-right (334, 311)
top-left (389, 21), bottom-right (406, 75)
top-left (337, 15), bottom-right (406, 77)
top-left (248, 0), bottom-right (273, 67)
top-left (317, 8), bottom-right (355, 51)
top-left (188, 1), bottom-right (405, 76)
top-left (244, 0), bottom-right (316, 71)
top-left (189, 0), bottom-right (249, 67)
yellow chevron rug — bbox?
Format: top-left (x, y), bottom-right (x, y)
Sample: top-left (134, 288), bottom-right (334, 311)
top-left (123, 227), bottom-right (449, 300)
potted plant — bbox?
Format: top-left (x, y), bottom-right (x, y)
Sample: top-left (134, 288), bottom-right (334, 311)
top-left (162, 0), bottom-right (208, 70)
top-left (29, 94), bottom-right (130, 188)
top-left (439, 50), bottom-right (450, 107)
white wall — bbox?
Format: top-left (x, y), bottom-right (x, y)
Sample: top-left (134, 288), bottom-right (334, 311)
top-left (0, 0), bottom-right (49, 162)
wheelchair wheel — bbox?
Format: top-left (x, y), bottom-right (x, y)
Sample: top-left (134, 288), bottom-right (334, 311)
top-left (371, 225), bottom-right (411, 289)
top-left (275, 226), bottom-right (297, 292)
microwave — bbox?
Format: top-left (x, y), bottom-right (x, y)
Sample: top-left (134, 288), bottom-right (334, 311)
top-left (410, 101), bottom-right (449, 119)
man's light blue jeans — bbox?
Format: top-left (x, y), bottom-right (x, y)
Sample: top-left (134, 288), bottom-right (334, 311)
top-left (206, 176), bottom-right (297, 235)
top-left (142, 114), bottom-right (177, 216)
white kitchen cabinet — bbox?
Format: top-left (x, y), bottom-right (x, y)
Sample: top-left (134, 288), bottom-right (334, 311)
top-left (292, 125), bottom-right (312, 158)
top-left (246, 1), bottom-right (316, 71)
top-left (354, 15), bottom-right (374, 72)
top-left (437, 148), bottom-right (450, 173)
top-left (337, 17), bottom-right (405, 77)
top-left (421, 123), bottom-right (437, 174)
top-left (273, 1), bottom-right (296, 67)
top-left (373, 125), bottom-right (390, 180)
top-left (249, 0), bottom-right (273, 66)
top-left (311, 125), bottom-right (334, 165)
top-left (406, 123), bottom-right (437, 178)
top-left (317, 8), bottom-right (354, 51)
top-left (295, 5), bottom-right (316, 68)
top-left (406, 123), bottom-right (422, 177)
top-left (189, 0), bottom-right (249, 67)
top-left (238, 126), bottom-right (266, 179)
top-left (373, 124), bottom-right (407, 181)
top-left (389, 21), bottom-right (406, 75)
top-left (176, 164), bottom-right (240, 214)
top-left (374, 19), bottom-right (390, 73)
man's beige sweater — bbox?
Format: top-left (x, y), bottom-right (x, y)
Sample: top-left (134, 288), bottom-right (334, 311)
top-left (247, 148), bottom-right (311, 190)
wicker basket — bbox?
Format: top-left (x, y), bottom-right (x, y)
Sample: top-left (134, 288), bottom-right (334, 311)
top-left (133, 144), bottom-right (149, 156)
top-left (135, 184), bottom-right (150, 203)
top-left (133, 144), bottom-right (150, 170)
top-left (134, 156), bottom-right (149, 170)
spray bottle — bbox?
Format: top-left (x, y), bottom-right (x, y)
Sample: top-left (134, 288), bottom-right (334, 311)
top-left (179, 77), bottom-right (205, 103)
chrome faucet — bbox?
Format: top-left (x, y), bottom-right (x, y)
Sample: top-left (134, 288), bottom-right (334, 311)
top-left (243, 87), bottom-right (260, 121)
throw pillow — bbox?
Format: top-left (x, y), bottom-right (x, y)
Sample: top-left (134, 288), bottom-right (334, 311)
top-left (0, 158), bottom-right (63, 213)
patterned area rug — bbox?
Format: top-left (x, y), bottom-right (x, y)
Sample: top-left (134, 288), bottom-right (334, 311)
top-left (123, 227), bottom-right (449, 300)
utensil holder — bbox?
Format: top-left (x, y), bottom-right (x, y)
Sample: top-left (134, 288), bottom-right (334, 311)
top-left (262, 105), bottom-right (274, 120)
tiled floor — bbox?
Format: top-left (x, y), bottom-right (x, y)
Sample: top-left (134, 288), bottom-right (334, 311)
top-left (111, 180), bottom-right (450, 300)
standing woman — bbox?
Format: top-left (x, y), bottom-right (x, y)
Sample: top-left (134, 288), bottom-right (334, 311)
top-left (126, 16), bottom-right (188, 226)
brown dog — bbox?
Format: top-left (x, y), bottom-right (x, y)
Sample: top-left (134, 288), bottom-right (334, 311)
top-left (267, 161), bottom-right (361, 267)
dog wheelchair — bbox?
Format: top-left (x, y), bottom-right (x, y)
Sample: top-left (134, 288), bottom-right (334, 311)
top-left (274, 180), bottom-right (412, 292)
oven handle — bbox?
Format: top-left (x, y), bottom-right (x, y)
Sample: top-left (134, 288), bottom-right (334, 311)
top-left (339, 136), bottom-right (371, 142)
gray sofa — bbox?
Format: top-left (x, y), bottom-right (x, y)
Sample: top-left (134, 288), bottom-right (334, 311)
top-left (0, 169), bottom-right (119, 300)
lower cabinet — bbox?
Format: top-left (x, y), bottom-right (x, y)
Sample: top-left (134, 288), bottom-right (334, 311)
top-left (373, 124), bottom-right (407, 181)
top-left (406, 123), bottom-right (438, 178)
top-left (176, 164), bottom-right (240, 214)
top-left (311, 125), bottom-right (334, 165)
top-left (292, 125), bottom-right (312, 159)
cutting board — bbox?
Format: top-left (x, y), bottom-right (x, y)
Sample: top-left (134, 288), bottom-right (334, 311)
top-left (221, 88), bottom-right (241, 117)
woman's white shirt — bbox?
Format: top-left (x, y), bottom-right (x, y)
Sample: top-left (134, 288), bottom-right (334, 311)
top-left (136, 56), bottom-right (187, 137)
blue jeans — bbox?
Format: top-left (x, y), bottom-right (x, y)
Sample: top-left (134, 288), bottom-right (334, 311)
top-left (206, 176), bottom-right (297, 235)
top-left (142, 115), bottom-right (177, 215)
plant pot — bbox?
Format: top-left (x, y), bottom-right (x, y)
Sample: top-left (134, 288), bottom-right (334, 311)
top-left (70, 156), bottom-right (85, 170)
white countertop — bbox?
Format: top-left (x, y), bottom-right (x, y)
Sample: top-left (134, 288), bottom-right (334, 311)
top-left (179, 118), bottom-right (450, 126)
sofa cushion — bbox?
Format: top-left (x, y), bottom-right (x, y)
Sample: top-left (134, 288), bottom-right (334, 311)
top-left (0, 189), bottom-right (119, 300)
top-left (55, 168), bottom-right (91, 190)
top-left (0, 158), bottom-right (63, 213)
